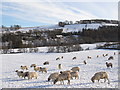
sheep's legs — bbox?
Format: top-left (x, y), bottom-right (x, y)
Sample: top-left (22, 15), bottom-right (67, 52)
top-left (68, 80), bottom-right (70, 85)
top-left (104, 79), bottom-right (106, 82)
top-left (107, 78), bottom-right (110, 84)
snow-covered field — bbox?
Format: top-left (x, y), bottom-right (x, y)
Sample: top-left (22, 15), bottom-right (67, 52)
top-left (1, 49), bottom-right (118, 88)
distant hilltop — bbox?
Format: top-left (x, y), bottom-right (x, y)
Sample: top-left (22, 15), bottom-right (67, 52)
top-left (58, 19), bottom-right (119, 27)
top-left (58, 19), bottom-right (118, 33)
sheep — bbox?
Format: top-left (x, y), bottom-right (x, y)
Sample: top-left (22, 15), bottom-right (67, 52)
top-left (43, 61), bottom-right (49, 65)
top-left (97, 55), bottom-right (99, 58)
top-left (83, 60), bottom-right (87, 65)
top-left (34, 66), bottom-right (40, 72)
top-left (87, 56), bottom-right (91, 59)
top-left (56, 57), bottom-right (60, 60)
top-left (72, 57), bottom-right (76, 60)
top-left (20, 66), bottom-right (28, 70)
top-left (106, 62), bottom-right (112, 68)
top-left (71, 67), bottom-right (80, 72)
top-left (108, 56), bottom-right (114, 60)
top-left (15, 70), bottom-right (24, 78)
top-left (30, 64), bottom-right (36, 67)
top-left (91, 72), bottom-right (110, 84)
top-left (39, 67), bottom-right (47, 73)
top-left (105, 54), bottom-right (108, 56)
top-left (114, 52), bottom-right (116, 55)
top-left (58, 64), bottom-right (62, 69)
top-left (48, 72), bottom-right (59, 82)
top-left (54, 72), bottom-right (71, 85)
top-left (24, 72), bottom-right (38, 80)
top-left (103, 54), bottom-right (105, 57)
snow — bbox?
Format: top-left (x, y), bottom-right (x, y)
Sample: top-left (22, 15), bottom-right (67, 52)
top-left (62, 24), bottom-right (102, 33)
top-left (1, 48), bottom-right (118, 88)
top-left (16, 25), bottom-right (62, 33)
top-left (62, 23), bottom-right (118, 33)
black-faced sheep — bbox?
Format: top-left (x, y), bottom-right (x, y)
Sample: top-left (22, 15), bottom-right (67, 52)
top-left (34, 66), bottom-right (40, 72)
top-left (83, 60), bottom-right (87, 65)
top-left (87, 56), bottom-right (92, 59)
top-left (58, 64), bottom-right (62, 69)
top-left (105, 54), bottom-right (108, 56)
top-left (15, 70), bottom-right (24, 78)
top-left (61, 56), bottom-right (63, 59)
top-left (114, 52), bottom-right (116, 55)
top-left (72, 57), bottom-right (76, 60)
top-left (43, 61), bottom-right (49, 65)
top-left (30, 64), bottom-right (36, 67)
top-left (71, 67), bottom-right (80, 72)
top-left (108, 56), bottom-right (114, 60)
top-left (97, 55), bottom-right (99, 58)
top-left (20, 66), bottom-right (28, 70)
top-left (106, 62), bottom-right (112, 68)
top-left (39, 67), bottom-right (47, 73)
top-left (48, 72), bottom-right (59, 82)
top-left (91, 72), bottom-right (110, 84)
top-left (103, 54), bottom-right (105, 57)
top-left (56, 57), bottom-right (60, 60)
top-left (54, 72), bottom-right (71, 85)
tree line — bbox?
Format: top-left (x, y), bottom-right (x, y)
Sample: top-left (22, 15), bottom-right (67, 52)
top-left (1, 25), bottom-right (119, 50)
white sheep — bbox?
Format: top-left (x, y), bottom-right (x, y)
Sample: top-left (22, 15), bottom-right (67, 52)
top-left (15, 70), bottom-right (24, 78)
top-left (91, 72), bottom-right (110, 84)
top-left (54, 72), bottom-right (71, 85)
top-left (34, 66), bottom-right (40, 72)
top-left (24, 72), bottom-right (38, 80)
top-left (39, 67), bottom-right (47, 73)
top-left (48, 72), bottom-right (59, 82)
top-left (20, 66), bottom-right (28, 70)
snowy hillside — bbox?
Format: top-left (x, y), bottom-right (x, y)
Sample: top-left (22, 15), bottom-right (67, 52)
top-left (62, 23), bottom-right (118, 33)
top-left (1, 49), bottom-right (118, 88)
top-left (16, 24), bottom-right (62, 33)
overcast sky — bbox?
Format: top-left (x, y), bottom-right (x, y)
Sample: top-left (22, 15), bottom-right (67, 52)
top-left (1, 0), bottom-right (119, 27)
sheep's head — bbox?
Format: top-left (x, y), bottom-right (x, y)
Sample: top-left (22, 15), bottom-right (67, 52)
top-left (53, 78), bottom-right (58, 84)
top-left (106, 62), bottom-right (108, 64)
top-left (20, 71), bottom-right (23, 73)
top-left (21, 66), bottom-right (23, 67)
top-left (15, 70), bottom-right (18, 72)
top-left (60, 71), bottom-right (63, 74)
top-left (34, 66), bottom-right (36, 68)
top-left (91, 76), bottom-right (94, 83)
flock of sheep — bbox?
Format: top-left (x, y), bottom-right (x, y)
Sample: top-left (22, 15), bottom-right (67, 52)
top-left (15, 51), bottom-right (119, 85)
